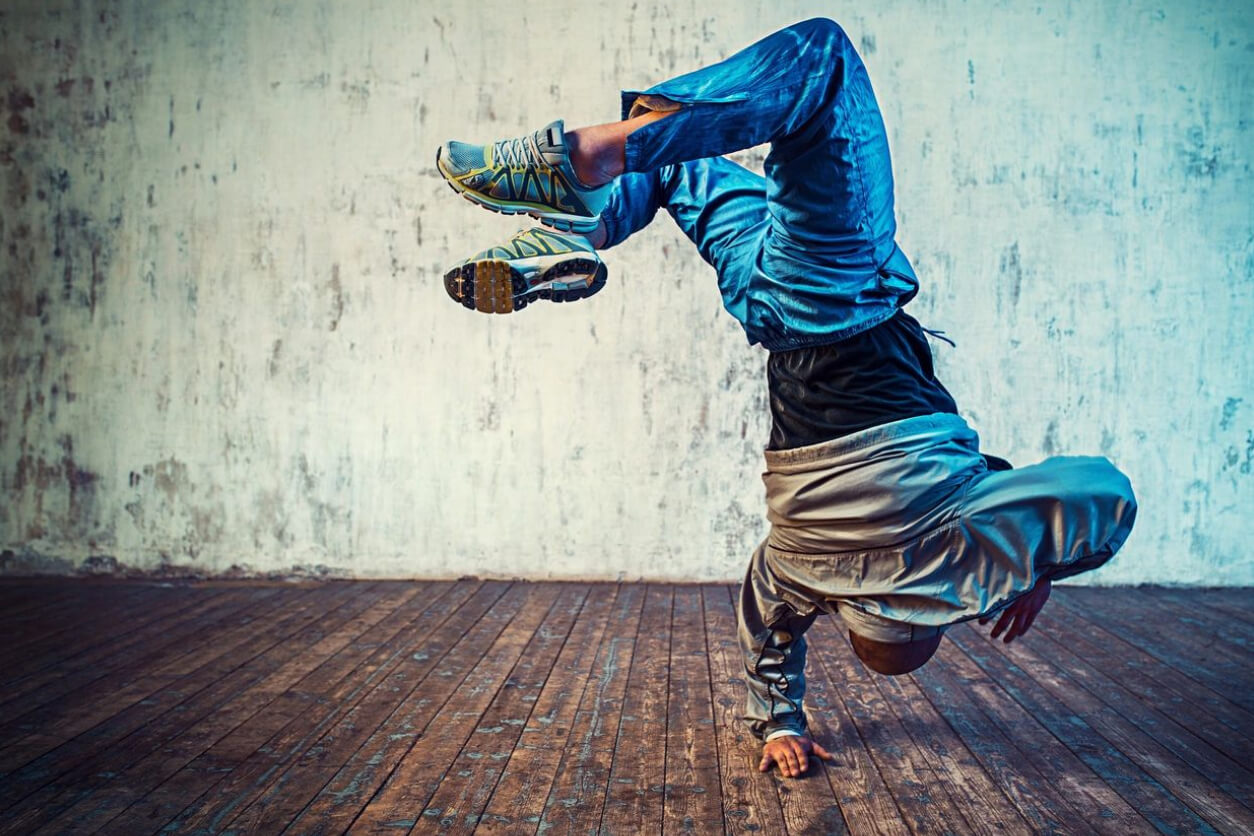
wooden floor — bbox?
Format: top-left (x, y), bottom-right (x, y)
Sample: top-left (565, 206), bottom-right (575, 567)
top-left (0, 582), bottom-right (1250, 835)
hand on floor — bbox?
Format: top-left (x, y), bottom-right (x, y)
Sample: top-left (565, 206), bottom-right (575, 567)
top-left (759, 735), bottom-right (835, 778)
top-left (981, 578), bottom-right (1052, 643)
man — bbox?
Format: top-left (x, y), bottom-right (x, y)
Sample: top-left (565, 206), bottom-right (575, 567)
top-left (434, 18), bottom-right (1138, 779)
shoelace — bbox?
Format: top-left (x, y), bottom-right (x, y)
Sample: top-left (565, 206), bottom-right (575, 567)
top-left (493, 135), bottom-right (538, 168)
top-left (921, 326), bottom-right (956, 347)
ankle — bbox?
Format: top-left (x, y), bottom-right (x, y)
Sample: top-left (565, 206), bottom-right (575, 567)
top-left (565, 127), bottom-right (618, 188)
top-left (584, 219), bottom-right (608, 249)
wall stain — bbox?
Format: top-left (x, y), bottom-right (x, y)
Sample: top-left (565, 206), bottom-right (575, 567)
top-left (1041, 419), bottom-right (1060, 457)
top-left (268, 339), bottom-right (283, 378)
top-left (1220, 397), bottom-right (1242, 431)
top-left (998, 242), bottom-right (1023, 310)
top-left (6, 86), bottom-right (34, 134)
top-left (1180, 125), bottom-right (1223, 179)
top-left (11, 434), bottom-right (100, 542)
top-left (327, 264), bottom-right (344, 331)
top-left (148, 457), bottom-right (190, 501)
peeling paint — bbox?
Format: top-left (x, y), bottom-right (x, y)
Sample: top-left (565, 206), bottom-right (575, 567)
top-left (327, 264), bottom-right (344, 331)
top-left (0, 1), bottom-right (1250, 586)
top-left (1220, 397), bottom-right (1242, 431)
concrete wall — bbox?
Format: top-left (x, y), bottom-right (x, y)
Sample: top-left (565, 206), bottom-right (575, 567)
top-left (1, 0), bottom-right (1251, 584)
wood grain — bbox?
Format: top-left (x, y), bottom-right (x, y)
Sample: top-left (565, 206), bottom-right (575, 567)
top-left (0, 581), bottom-right (1249, 836)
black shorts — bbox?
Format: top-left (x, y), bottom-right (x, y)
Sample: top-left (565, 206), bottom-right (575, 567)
top-left (766, 310), bottom-right (959, 450)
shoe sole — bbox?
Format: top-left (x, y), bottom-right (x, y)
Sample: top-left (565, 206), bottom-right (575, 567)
top-left (436, 148), bottom-right (599, 234)
top-left (443, 256), bottom-right (608, 314)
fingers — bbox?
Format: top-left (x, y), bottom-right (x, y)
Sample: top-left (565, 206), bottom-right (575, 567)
top-left (990, 606), bottom-right (1016, 639)
top-left (760, 745), bottom-right (787, 775)
top-left (811, 741), bottom-right (836, 762)
top-left (761, 741), bottom-right (800, 777)
top-left (1004, 601), bottom-right (1044, 643)
top-left (781, 741), bottom-right (804, 776)
top-left (762, 738), bottom-right (835, 778)
top-left (986, 581), bottom-right (1053, 643)
top-left (1017, 583), bottom-right (1050, 639)
top-left (1002, 616), bottom-right (1023, 643)
top-left (1020, 606), bottom-right (1040, 634)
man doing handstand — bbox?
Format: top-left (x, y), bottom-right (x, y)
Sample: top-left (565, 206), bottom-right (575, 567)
top-left (434, 18), bottom-right (1138, 778)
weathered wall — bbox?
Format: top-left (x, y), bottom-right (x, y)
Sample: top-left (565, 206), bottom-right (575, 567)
top-left (1, 0), bottom-right (1251, 583)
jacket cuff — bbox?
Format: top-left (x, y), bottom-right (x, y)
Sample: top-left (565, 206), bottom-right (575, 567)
top-left (754, 714), bottom-right (809, 741)
top-left (765, 728), bottom-right (802, 742)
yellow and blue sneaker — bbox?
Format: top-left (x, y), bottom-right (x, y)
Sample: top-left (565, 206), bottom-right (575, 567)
top-left (443, 227), bottom-right (607, 314)
top-left (436, 119), bottom-right (609, 233)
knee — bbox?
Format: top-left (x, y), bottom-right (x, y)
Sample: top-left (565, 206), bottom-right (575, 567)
top-left (849, 631), bottom-right (942, 676)
top-left (1044, 457), bottom-right (1138, 577)
top-left (1092, 456), bottom-right (1135, 501)
top-left (778, 18), bottom-right (850, 70)
top-left (1081, 457), bottom-right (1138, 533)
top-left (789, 17), bottom-right (846, 47)
top-left (1047, 456), bottom-right (1137, 527)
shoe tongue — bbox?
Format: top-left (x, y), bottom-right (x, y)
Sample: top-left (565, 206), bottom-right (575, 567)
top-left (534, 119), bottom-right (568, 166)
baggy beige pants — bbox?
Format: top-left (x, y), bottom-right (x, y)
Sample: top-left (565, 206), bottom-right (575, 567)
top-left (737, 413), bottom-right (1138, 739)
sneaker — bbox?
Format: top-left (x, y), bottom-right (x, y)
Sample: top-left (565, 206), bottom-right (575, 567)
top-left (436, 119), bottom-right (609, 233)
top-left (443, 227), bottom-right (607, 314)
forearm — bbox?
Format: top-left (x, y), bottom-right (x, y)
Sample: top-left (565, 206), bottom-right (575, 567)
top-left (740, 635), bottom-right (811, 740)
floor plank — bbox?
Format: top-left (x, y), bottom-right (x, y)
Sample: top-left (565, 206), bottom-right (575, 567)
top-left (702, 585), bottom-right (792, 836)
top-left (945, 621), bottom-right (1227, 836)
top-left (953, 618), bottom-right (1254, 834)
top-left (531, 581), bottom-right (645, 836)
top-left (809, 628), bottom-right (965, 835)
top-left (1024, 615), bottom-right (1254, 805)
top-left (906, 642), bottom-right (1091, 834)
top-left (329, 583), bottom-right (561, 834)
top-left (0, 584), bottom-right (243, 714)
top-left (0, 583), bottom-right (163, 668)
top-left (594, 584), bottom-right (672, 834)
top-left (1029, 597), bottom-right (1254, 764)
top-left (1119, 586), bottom-right (1254, 649)
top-left (0, 586), bottom-right (284, 802)
top-left (809, 617), bottom-right (1030, 836)
top-left (11, 583), bottom-right (365, 835)
top-left (0, 580), bottom-right (1249, 836)
top-left (1054, 588), bottom-right (1253, 712)
top-left (101, 582), bottom-right (432, 834)
top-left (30, 582), bottom-right (384, 834)
top-left (475, 583), bottom-right (635, 835)
top-left (206, 581), bottom-right (515, 835)
top-left (662, 586), bottom-right (723, 834)
top-left (356, 583), bottom-right (584, 833)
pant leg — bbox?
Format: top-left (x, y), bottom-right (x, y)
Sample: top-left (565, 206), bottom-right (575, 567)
top-left (736, 541), bottom-right (823, 740)
top-left (600, 158), bottom-right (769, 325)
top-left (621, 18), bottom-right (901, 273)
top-left (755, 414), bottom-right (1138, 637)
top-left (956, 456), bottom-right (1139, 612)
top-left (614, 18), bottom-right (915, 347)
top-left (855, 453), bottom-right (1140, 630)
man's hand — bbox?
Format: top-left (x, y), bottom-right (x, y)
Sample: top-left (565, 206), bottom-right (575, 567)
top-left (758, 735), bottom-right (835, 778)
top-left (980, 578), bottom-right (1052, 643)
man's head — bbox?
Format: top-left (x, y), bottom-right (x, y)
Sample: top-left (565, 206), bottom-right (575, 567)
top-left (848, 629), bottom-right (943, 676)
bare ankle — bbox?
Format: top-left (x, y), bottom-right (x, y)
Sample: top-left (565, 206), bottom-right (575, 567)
top-left (565, 127), bottom-right (618, 188)
top-left (566, 110), bottom-right (673, 188)
top-left (584, 219), bottom-right (608, 248)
